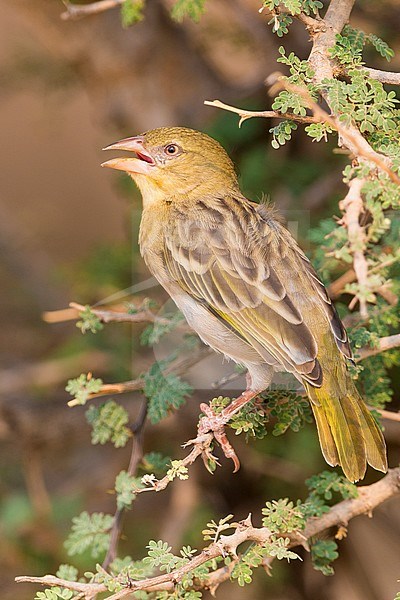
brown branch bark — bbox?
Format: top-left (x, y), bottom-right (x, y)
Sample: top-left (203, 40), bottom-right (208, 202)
top-left (16, 467), bottom-right (400, 598)
top-left (44, 302), bottom-right (171, 326)
top-left (363, 67), bottom-right (400, 85)
top-left (339, 177), bottom-right (369, 318)
top-left (60, 0), bottom-right (124, 21)
top-left (357, 334), bottom-right (400, 360)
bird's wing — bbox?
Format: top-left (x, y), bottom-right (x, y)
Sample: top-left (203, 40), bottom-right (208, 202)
top-left (162, 196), bottom-right (351, 386)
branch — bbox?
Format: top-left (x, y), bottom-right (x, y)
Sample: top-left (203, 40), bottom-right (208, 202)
top-left (60, 0), bottom-right (124, 21)
top-left (43, 301), bottom-right (171, 326)
top-left (266, 74), bottom-right (400, 185)
top-left (338, 177), bottom-right (369, 318)
top-left (67, 344), bottom-right (212, 405)
top-left (204, 99), bottom-right (320, 125)
top-left (102, 399), bottom-right (148, 570)
top-left (362, 67), bottom-right (400, 85)
top-left (16, 468), bottom-right (400, 598)
top-left (357, 333), bottom-right (400, 361)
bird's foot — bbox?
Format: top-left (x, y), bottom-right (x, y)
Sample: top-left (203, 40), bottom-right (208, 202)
top-left (185, 389), bottom-right (260, 472)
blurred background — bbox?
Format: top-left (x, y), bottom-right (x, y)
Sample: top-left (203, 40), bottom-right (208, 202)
top-left (1, 1), bottom-right (400, 598)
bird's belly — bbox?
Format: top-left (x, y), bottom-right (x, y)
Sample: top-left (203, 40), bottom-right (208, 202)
top-left (168, 288), bottom-right (263, 365)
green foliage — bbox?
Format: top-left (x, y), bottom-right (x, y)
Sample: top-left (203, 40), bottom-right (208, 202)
top-left (65, 511), bottom-right (113, 558)
top-left (143, 540), bottom-right (184, 573)
top-left (141, 452), bottom-right (171, 474)
top-left (140, 312), bottom-right (184, 346)
top-left (310, 539), bottom-right (339, 576)
top-left (86, 400), bottom-right (132, 447)
top-left (231, 538), bottom-right (299, 586)
top-left (55, 565), bottom-right (78, 582)
top-left (272, 91), bottom-right (308, 116)
top-left (166, 460), bottom-right (189, 481)
top-left (143, 361), bottom-right (192, 424)
top-left (65, 373), bottom-right (103, 407)
top-left (229, 400), bottom-right (268, 439)
top-left (121, 0), bottom-right (145, 27)
top-left (305, 122), bottom-right (334, 142)
top-left (202, 514), bottom-right (234, 542)
top-left (268, 13), bottom-right (293, 37)
top-left (170, 0), bottom-right (206, 22)
top-left (306, 471), bottom-right (358, 504)
top-left (270, 120), bottom-right (298, 148)
top-left (262, 498), bottom-right (306, 533)
top-left (35, 589), bottom-right (74, 600)
top-left (76, 306), bottom-right (104, 335)
top-left (277, 46), bottom-right (314, 84)
top-left (330, 26), bottom-right (394, 65)
top-left (115, 470), bottom-right (145, 509)
top-left (266, 391), bottom-right (313, 435)
top-left (263, 1), bottom-right (322, 35)
top-left (301, 0), bottom-right (323, 14)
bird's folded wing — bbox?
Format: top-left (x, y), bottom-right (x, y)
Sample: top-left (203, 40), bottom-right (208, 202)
top-left (162, 196), bottom-right (350, 386)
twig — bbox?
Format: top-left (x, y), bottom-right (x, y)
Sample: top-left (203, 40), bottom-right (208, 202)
top-left (362, 67), bottom-right (400, 86)
top-left (357, 334), bottom-right (400, 361)
top-left (102, 400), bottom-right (148, 570)
top-left (60, 0), bottom-right (124, 21)
top-left (373, 407), bottom-right (400, 423)
top-left (338, 177), bottom-right (369, 318)
top-left (44, 301), bottom-right (171, 326)
top-left (204, 99), bottom-right (320, 125)
top-left (266, 74), bottom-right (400, 185)
top-left (16, 467), bottom-right (400, 598)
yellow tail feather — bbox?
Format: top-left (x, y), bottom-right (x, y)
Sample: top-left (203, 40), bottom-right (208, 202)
top-left (306, 379), bottom-right (387, 483)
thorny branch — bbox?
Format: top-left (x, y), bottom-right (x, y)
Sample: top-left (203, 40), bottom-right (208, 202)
top-left (16, 467), bottom-right (400, 598)
top-left (204, 99), bottom-right (320, 126)
top-left (339, 177), bottom-right (369, 318)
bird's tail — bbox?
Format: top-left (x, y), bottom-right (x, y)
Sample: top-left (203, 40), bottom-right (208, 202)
top-left (305, 375), bottom-right (387, 482)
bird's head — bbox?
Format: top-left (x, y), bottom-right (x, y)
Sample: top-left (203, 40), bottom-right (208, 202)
top-left (102, 127), bottom-right (239, 205)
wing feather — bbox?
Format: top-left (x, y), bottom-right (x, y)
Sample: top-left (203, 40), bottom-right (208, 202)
top-left (161, 195), bottom-right (348, 385)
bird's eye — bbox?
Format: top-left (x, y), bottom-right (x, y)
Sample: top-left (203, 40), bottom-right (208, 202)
top-left (165, 144), bottom-right (179, 155)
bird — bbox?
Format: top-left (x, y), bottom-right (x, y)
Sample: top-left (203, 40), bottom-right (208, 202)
top-left (102, 126), bottom-right (387, 482)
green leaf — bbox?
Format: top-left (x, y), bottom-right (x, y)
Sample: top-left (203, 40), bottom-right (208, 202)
top-left (166, 460), bottom-right (189, 481)
top-left (140, 312), bottom-right (184, 346)
top-left (65, 373), bottom-right (103, 407)
top-left (306, 471), bottom-right (358, 502)
top-left (86, 400), bottom-right (132, 447)
top-left (311, 539), bottom-right (339, 575)
top-left (64, 511), bottom-right (113, 558)
top-left (121, 0), bottom-right (145, 27)
top-left (144, 361), bottom-right (192, 424)
top-left (76, 306), bottom-right (104, 335)
top-left (143, 540), bottom-right (184, 572)
top-left (141, 452), bottom-right (171, 474)
top-left (170, 0), bottom-right (206, 22)
top-left (367, 34), bottom-right (394, 61)
top-left (262, 498), bottom-right (306, 533)
top-left (55, 564), bottom-right (78, 582)
top-left (115, 470), bottom-right (145, 509)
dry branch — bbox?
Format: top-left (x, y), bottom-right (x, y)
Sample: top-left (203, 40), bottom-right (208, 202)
top-left (16, 467), bottom-right (400, 598)
top-left (339, 177), bottom-right (369, 318)
top-left (61, 0), bottom-right (124, 20)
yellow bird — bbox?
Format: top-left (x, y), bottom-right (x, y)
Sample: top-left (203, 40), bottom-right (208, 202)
top-left (102, 126), bottom-right (387, 482)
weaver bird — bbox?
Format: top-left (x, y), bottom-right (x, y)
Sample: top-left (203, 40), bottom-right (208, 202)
top-left (102, 127), bottom-right (387, 482)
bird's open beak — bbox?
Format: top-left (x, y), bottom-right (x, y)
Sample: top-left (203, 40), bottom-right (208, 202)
top-left (101, 136), bottom-right (155, 175)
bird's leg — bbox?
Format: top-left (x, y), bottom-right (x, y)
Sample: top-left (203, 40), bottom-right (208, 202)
top-left (192, 382), bottom-right (262, 472)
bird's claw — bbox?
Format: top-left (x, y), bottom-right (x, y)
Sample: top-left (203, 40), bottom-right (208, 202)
top-left (189, 402), bottom-right (241, 472)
